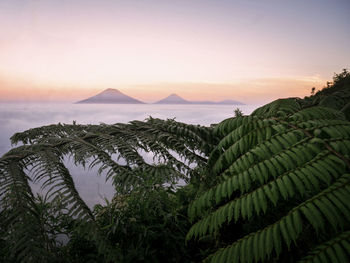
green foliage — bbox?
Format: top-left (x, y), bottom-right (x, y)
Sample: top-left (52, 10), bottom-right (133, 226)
top-left (0, 118), bottom-right (214, 262)
top-left (234, 108), bottom-right (243, 117)
top-left (298, 231), bottom-right (350, 263)
top-left (92, 183), bottom-right (194, 262)
top-left (0, 193), bottom-right (72, 262)
top-left (303, 68), bottom-right (350, 120)
top-left (187, 99), bottom-right (350, 262)
top-left (9, 117), bottom-right (215, 190)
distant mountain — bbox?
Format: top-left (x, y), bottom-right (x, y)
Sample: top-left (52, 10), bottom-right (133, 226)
top-left (155, 94), bottom-right (191, 104)
top-left (76, 89), bottom-right (145, 104)
top-left (77, 90), bottom-right (244, 105)
top-left (216, 99), bottom-right (245, 105)
top-left (155, 94), bottom-right (244, 105)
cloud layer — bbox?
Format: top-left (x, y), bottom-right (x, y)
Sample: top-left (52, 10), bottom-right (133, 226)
top-left (0, 103), bottom-right (261, 206)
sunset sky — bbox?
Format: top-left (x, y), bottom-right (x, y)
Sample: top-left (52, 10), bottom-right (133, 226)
top-left (0, 0), bottom-right (349, 103)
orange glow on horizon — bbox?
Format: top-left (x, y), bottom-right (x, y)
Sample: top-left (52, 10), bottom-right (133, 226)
top-left (0, 1), bottom-right (348, 104)
top-left (0, 72), bottom-right (326, 104)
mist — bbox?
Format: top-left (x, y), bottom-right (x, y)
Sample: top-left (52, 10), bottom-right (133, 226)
top-left (0, 102), bottom-right (261, 206)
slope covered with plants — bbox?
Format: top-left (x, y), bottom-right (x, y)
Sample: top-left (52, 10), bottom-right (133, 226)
top-left (187, 70), bottom-right (350, 262)
top-left (0, 70), bottom-right (349, 262)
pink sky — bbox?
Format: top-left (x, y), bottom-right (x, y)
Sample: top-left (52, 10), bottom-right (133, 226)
top-left (0, 0), bottom-right (349, 103)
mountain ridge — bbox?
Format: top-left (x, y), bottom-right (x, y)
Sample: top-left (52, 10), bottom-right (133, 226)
top-left (154, 94), bottom-right (244, 105)
top-left (76, 89), bottom-right (244, 105)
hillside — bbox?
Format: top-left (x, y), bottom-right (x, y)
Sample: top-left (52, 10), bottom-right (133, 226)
top-left (304, 69), bottom-right (350, 120)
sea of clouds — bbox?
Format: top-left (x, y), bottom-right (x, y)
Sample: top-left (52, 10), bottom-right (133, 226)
top-left (0, 103), bottom-right (261, 207)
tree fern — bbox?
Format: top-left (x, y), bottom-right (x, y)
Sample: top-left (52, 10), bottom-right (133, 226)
top-left (187, 101), bottom-right (350, 262)
top-left (1, 118), bottom-right (214, 262)
top-left (10, 118), bottom-right (215, 187)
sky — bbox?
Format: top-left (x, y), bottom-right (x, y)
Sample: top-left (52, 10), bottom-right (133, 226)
top-left (0, 0), bottom-right (349, 103)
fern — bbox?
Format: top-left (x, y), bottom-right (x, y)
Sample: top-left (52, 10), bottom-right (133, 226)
top-left (0, 159), bottom-right (46, 262)
top-left (1, 118), bottom-right (214, 262)
top-left (10, 118), bottom-right (214, 186)
top-left (187, 101), bottom-right (350, 262)
top-left (298, 231), bottom-right (350, 263)
top-left (0, 144), bottom-right (119, 262)
top-left (202, 174), bottom-right (350, 263)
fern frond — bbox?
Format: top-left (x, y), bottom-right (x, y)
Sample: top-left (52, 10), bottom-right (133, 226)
top-left (1, 144), bottom-right (120, 261)
top-left (251, 98), bottom-right (302, 118)
top-left (298, 231), bottom-right (350, 263)
top-left (189, 149), bottom-right (345, 222)
top-left (10, 118), bottom-right (214, 185)
top-left (0, 159), bottom-right (51, 262)
top-left (188, 103), bottom-right (350, 262)
top-left (189, 117), bottom-right (350, 220)
top-left (205, 174), bottom-right (350, 263)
